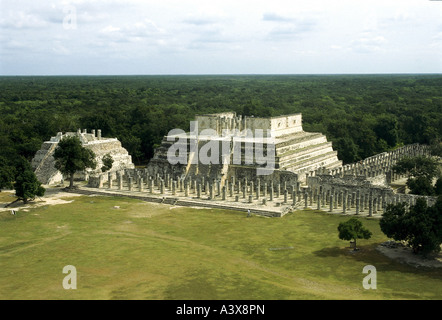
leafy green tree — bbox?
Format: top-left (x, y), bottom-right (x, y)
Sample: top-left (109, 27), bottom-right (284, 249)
top-left (393, 156), bottom-right (440, 195)
top-left (333, 137), bottom-right (359, 164)
top-left (101, 153), bottom-right (114, 173)
top-left (14, 169), bottom-right (45, 204)
top-left (380, 197), bottom-right (442, 256)
top-left (0, 157), bottom-right (15, 191)
top-left (338, 218), bottom-right (372, 250)
top-left (407, 176), bottom-right (435, 196)
top-left (435, 178), bottom-right (442, 196)
top-left (429, 141), bottom-right (442, 157)
top-left (393, 156), bottom-right (439, 180)
top-left (374, 115), bottom-right (398, 147)
top-left (53, 136), bottom-right (97, 188)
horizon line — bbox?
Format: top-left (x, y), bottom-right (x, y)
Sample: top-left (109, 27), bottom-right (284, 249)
top-left (1, 72), bottom-right (442, 77)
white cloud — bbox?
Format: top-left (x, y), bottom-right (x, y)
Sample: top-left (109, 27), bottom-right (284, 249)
top-left (0, 11), bottom-right (50, 29)
top-left (351, 34), bottom-right (388, 54)
top-left (1, 0), bottom-right (441, 74)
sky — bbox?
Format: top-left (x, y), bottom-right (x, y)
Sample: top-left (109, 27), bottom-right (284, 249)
top-left (0, 0), bottom-right (441, 75)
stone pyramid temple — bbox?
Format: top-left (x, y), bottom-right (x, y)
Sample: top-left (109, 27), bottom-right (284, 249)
top-left (32, 129), bottom-right (134, 185)
top-left (147, 112), bottom-right (342, 185)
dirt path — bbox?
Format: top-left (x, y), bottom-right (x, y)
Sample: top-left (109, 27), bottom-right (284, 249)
top-left (377, 241), bottom-right (442, 268)
top-left (0, 187), bottom-right (82, 213)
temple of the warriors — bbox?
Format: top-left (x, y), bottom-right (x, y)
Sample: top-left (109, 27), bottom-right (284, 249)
top-left (31, 129), bottom-right (134, 185)
top-left (146, 112), bottom-right (343, 185)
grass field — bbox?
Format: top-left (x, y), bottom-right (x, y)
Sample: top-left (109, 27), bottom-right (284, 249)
top-left (0, 192), bottom-right (441, 300)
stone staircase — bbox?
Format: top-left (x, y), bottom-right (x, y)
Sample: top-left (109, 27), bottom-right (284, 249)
top-left (274, 131), bottom-right (342, 179)
top-left (32, 141), bottom-right (62, 184)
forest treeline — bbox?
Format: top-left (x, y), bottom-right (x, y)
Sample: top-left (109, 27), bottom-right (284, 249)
top-left (0, 74), bottom-right (441, 169)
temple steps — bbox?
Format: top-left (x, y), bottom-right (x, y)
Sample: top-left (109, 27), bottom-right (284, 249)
top-left (282, 151), bottom-right (341, 173)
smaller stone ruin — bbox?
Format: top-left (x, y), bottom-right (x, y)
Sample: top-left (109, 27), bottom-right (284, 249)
top-left (31, 129), bottom-right (135, 185)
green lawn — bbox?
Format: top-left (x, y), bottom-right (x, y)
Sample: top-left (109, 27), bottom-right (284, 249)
top-left (0, 194), bottom-right (441, 300)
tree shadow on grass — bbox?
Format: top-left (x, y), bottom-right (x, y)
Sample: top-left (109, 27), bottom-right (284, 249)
top-left (313, 246), bottom-right (348, 258)
top-left (314, 243), bottom-right (442, 281)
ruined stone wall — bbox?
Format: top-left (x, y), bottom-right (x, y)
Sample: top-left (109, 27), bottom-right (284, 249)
top-left (32, 130), bottom-right (134, 185)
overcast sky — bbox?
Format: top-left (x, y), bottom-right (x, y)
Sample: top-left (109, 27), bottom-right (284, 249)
top-left (1, 0), bottom-right (441, 75)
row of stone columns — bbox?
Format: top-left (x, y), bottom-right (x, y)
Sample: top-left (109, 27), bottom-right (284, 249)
top-left (96, 163), bottom-right (436, 212)
top-left (98, 171), bottom-right (303, 206)
top-left (307, 143), bottom-right (430, 180)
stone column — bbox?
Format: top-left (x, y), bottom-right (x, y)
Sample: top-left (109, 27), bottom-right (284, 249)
top-left (356, 196), bottom-right (360, 215)
top-left (172, 180), bottom-right (176, 195)
top-left (128, 177), bottom-right (133, 191)
top-left (98, 174), bottom-right (104, 188)
top-left (118, 173), bottom-right (123, 190)
top-left (343, 190), bottom-right (348, 212)
top-left (304, 191), bottom-right (308, 209)
top-left (108, 172), bottom-right (113, 189)
top-left (293, 191), bottom-right (297, 206)
top-left (165, 174), bottom-right (170, 188)
top-left (197, 183), bottom-right (201, 198)
top-left (368, 193), bottom-right (373, 217)
top-left (160, 179), bottom-right (164, 194)
top-left (222, 186), bottom-right (226, 200)
top-left (321, 191), bottom-right (326, 208)
top-left (338, 190), bottom-right (342, 207)
top-left (263, 183), bottom-right (267, 198)
top-left (248, 195), bottom-right (253, 203)
top-left (329, 194), bottom-right (334, 212)
top-left (139, 178), bottom-right (144, 192)
top-left (209, 183), bottom-right (214, 200)
top-left (269, 184), bottom-right (274, 201)
top-left (284, 189), bottom-right (288, 203)
top-left (317, 194), bottom-right (321, 210)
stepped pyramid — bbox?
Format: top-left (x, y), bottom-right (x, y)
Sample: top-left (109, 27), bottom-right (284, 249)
top-left (147, 112), bottom-right (342, 184)
top-left (32, 129), bottom-right (134, 185)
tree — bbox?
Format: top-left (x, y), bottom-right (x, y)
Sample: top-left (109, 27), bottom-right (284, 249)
top-left (13, 169), bottom-right (45, 204)
top-left (53, 136), bottom-right (97, 188)
top-left (338, 218), bottom-right (372, 250)
top-left (101, 153), bottom-right (114, 173)
top-left (435, 178), bottom-right (442, 196)
top-left (374, 115), bottom-right (398, 147)
top-left (0, 157), bottom-right (15, 191)
top-left (407, 176), bottom-right (435, 196)
top-left (380, 197), bottom-right (442, 256)
top-left (393, 156), bottom-right (439, 180)
top-left (393, 156), bottom-right (441, 195)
